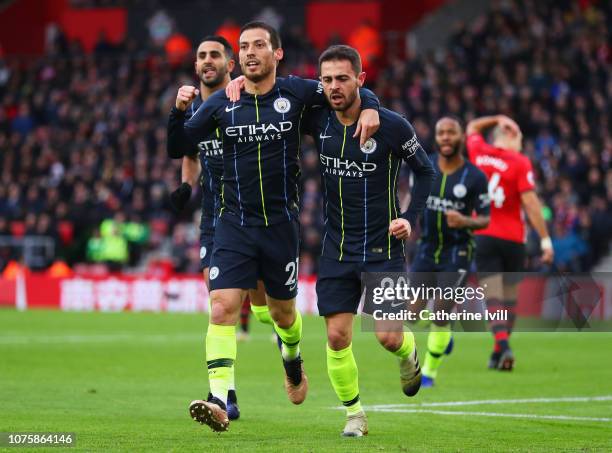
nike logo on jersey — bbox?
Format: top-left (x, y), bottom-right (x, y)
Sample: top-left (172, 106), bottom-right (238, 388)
top-left (319, 133), bottom-right (333, 139)
top-left (225, 104), bottom-right (242, 112)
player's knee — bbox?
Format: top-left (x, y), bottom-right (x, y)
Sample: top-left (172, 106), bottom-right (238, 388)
top-left (327, 329), bottom-right (351, 350)
top-left (376, 331), bottom-right (403, 352)
top-left (268, 304), bottom-right (295, 328)
top-left (210, 295), bottom-right (237, 324)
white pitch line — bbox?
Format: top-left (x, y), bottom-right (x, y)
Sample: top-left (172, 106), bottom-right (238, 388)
top-left (368, 408), bottom-right (612, 423)
top-left (329, 395), bottom-right (612, 423)
top-left (363, 395), bottom-right (612, 410)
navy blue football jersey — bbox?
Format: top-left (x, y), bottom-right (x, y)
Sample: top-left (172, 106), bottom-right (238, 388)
top-left (419, 157), bottom-right (490, 262)
top-left (179, 76), bottom-right (379, 227)
top-left (304, 106), bottom-right (435, 262)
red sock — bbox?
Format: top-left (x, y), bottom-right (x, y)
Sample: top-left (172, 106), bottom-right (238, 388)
top-left (494, 331), bottom-right (509, 352)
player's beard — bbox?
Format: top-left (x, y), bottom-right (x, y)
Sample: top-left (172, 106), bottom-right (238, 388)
top-left (439, 141), bottom-right (463, 159)
top-left (327, 89), bottom-right (358, 112)
top-left (241, 59), bottom-right (274, 83)
top-left (200, 65), bottom-right (227, 89)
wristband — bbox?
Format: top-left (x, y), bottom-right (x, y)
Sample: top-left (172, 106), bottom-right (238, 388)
top-left (540, 237), bottom-right (553, 250)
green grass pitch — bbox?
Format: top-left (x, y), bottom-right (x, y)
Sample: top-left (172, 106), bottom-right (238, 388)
top-left (1, 310), bottom-right (612, 452)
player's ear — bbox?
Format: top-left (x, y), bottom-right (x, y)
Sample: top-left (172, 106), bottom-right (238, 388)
top-left (227, 58), bottom-right (236, 73)
top-left (274, 47), bottom-right (284, 64)
top-left (357, 71), bottom-right (366, 87)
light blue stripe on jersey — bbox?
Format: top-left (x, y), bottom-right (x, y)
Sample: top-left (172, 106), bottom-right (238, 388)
top-left (459, 166), bottom-right (468, 184)
top-left (230, 102), bottom-right (244, 226)
top-left (277, 88), bottom-right (291, 220)
top-left (321, 117), bottom-right (331, 256)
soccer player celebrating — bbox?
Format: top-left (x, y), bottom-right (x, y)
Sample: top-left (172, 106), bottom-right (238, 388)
top-left (410, 116), bottom-right (490, 387)
top-left (304, 45), bottom-right (435, 436)
top-left (168, 22), bottom-right (381, 432)
top-left (167, 36), bottom-right (278, 421)
top-left (466, 115), bottom-right (554, 370)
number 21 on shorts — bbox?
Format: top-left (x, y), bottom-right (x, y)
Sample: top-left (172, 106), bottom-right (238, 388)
top-left (285, 258), bottom-right (299, 291)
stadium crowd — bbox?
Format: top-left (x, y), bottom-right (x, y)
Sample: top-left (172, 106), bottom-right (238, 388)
top-left (0, 0), bottom-right (610, 274)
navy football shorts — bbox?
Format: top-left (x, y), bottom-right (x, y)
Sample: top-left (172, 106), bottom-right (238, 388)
top-left (316, 256), bottom-right (405, 316)
top-left (199, 220), bottom-right (215, 270)
top-left (475, 235), bottom-right (525, 284)
top-left (209, 216), bottom-right (299, 300)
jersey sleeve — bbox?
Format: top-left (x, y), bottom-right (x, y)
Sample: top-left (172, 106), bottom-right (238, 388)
top-left (391, 115), bottom-right (436, 224)
top-left (358, 87), bottom-right (380, 111)
top-left (286, 76), bottom-right (325, 107)
top-left (184, 95), bottom-right (221, 148)
top-left (167, 108), bottom-right (194, 158)
top-left (466, 132), bottom-right (494, 161)
top-left (286, 75), bottom-right (379, 110)
top-left (517, 155), bottom-right (536, 193)
top-left (473, 169), bottom-right (491, 217)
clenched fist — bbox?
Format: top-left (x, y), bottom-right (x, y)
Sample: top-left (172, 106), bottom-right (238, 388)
top-left (389, 218), bottom-right (412, 240)
top-left (175, 85), bottom-right (200, 111)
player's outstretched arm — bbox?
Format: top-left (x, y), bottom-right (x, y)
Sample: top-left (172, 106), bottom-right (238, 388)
top-left (296, 77), bottom-right (381, 146)
top-left (224, 76), bottom-right (381, 146)
top-left (521, 190), bottom-right (554, 264)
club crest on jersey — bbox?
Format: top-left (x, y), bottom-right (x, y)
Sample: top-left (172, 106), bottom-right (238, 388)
top-left (453, 183), bottom-right (467, 198)
top-left (273, 97), bottom-right (291, 114)
top-left (200, 247), bottom-right (207, 259)
top-left (361, 138), bottom-right (377, 154)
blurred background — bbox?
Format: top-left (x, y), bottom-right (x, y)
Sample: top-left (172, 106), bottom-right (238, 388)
top-left (0, 0), bottom-right (610, 310)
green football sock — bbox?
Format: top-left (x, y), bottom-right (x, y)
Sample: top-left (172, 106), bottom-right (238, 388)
top-left (422, 324), bottom-right (452, 379)
top-left (327, 343), bottom-right (362, 416)
top-left (274, 310), bottom-right (302, 360)
top-left (206, 323), bottom-right (236, 404)
top-left (392, 331), bottom-right (416, 359)
top-left (251, 303), bottom-right (273, 325)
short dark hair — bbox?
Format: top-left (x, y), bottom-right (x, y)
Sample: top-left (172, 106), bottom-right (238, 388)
top-left (198, 35), bottom-right (234, 59)
top-left (319, 45), bottom-right (362, 75)
top-left (239, 21), bottom-right (282, 50)
top-left (437, 115), bottom-right (464, 130)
